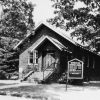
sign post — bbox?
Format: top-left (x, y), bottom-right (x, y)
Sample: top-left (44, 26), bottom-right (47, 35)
top-left (66, 58), bottom-right (83, 90)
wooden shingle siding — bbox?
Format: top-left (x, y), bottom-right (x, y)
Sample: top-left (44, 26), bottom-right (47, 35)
top-left (16, 22), bottom-right (100, 82)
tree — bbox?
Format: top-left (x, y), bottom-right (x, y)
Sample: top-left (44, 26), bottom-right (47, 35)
top-left (0, 0), bottom-right (35, 78)
top-left (0, 0), bottom-right (35, 51)
top-left (48, 0), bottom-right (100, 52)
top-left (0, 0), bottom-right (35, 40)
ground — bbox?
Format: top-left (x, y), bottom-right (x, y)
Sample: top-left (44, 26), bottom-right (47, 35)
top-left (0, 80), bottom-right (100, 100)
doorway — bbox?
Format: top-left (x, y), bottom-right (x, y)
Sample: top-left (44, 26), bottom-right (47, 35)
top-left (42, 50), bottom-right (56, 71)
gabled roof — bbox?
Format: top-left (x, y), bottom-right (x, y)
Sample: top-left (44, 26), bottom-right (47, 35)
top-left (13, 21), bottom-right (100, 56)
top-left (14, 22), bottom-right (77, 50)
top-left (35, 22), bottom-right (77, 45)
top-left (30, 36), bottom-right (72, 53)
top-left (68, 58), bottom-right (83, 63)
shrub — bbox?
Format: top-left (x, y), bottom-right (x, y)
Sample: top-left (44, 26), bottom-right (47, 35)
top-left (10, 92), bottom-right (22, 97)
top-left (9, 71), bottom-right (19, 80)
top-left (0, 91), bottom-right (7, 95)
top-left (22, 65), bottom-right (34, 77)
top-left (0, 70), bottom-right (8, 79)
top-left (0, 65), bottom-right (9, 70)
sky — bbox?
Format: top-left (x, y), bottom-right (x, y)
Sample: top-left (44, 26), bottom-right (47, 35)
top-left (0, 0), bottom-right (86, 25)
top-left (30, 0), bottom-right (55, 25)
top-left (0, 0), bottom-right (55, 25)
top-left (0, 0), bottom-right (87, 44)
top-left (30, 0), bottom-right (86, 25)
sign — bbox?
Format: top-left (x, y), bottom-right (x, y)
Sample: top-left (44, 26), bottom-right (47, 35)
top-left (68, 58), bottom-right (83, 79)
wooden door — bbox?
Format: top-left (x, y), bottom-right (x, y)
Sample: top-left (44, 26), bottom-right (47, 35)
top-left (42, 51), bottom-right (55, 70)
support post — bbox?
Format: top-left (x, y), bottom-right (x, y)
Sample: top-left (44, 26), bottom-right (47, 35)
top-left (43, 70), bottom-right (44, 81)
top-left (66, 72), bottom-right (68, 90)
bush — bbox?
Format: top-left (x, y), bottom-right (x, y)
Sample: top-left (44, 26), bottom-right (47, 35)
top-left (9, 71), bottom-right (19, 80)
top-left (0, 70), bottom-right (8, 79)
top-left (0, 91), bottom-right (7, 95)
top-left (0, 65), bottom-right (9, 70)
top-left (58, 72), bottom-right (67, 84)
top-left (10, 92), bottom-right (22, 97)
top-left (22, 65), bottom-right (34, 77)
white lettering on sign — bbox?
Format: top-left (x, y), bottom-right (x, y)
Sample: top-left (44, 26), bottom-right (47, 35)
top-left (68, 58), bottom-right (83, 79)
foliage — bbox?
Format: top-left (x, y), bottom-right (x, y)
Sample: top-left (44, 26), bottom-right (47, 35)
top-left (22, 65), bottom-right (34, 76)
top-left (0, 0), bottom-right (35, 77)
top-left (0, 37), bottom-right (19, 51)
top-left (0, 70), bottom-right (8, 79)
top-left (0, 0), bottom-right (35, 52)
top-left (48, 0), bottom-right (100, 52)
top-left (0, 0), bottom-right (35, 40)
top-left (9, 71), bottom-right (19, 80)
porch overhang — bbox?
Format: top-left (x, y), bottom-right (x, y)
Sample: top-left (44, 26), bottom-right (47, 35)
top-left (30, 36), bottom-right (72, 53)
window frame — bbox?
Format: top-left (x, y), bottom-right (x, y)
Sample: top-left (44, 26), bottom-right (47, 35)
top-left (28, 51), bottom-right (33, 65)
top-left (28, 50), bottom-right (38, 65)
top-left (34, 50), bottom-right (38, 64)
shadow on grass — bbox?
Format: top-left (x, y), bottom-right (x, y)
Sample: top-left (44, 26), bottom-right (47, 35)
top-left (0, 83), bottom-right (17, 86)
top-left (0, 84), bottom-right (60, 100)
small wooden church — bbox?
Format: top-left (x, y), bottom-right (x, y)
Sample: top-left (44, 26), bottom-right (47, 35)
top-left (14, 22), bottom-right (100, 83)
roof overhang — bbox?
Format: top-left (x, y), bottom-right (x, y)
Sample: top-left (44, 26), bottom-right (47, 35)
top-left (13, 21), bottom-right (100, 57)
top-left (14, 22), bottom-right (76, 50)
top-left (30, 36), bottom-right (72, 53)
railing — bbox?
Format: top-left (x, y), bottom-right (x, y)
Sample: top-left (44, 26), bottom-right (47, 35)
top-left (21, 63), bottom-right (59, 82)
top-left (21, 70), bottom-right (34, 81)
top-left (34, 64), bottom-right (39, 71)
top-left (21, 64), bottom-right (39, 81)
top-left (43, 63), bottom-right (58, 71)
top-left (43, 63), bottom-right (59, 81)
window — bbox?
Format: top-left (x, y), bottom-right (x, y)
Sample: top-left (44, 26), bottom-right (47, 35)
top-left (34, 50), bottom-right (38, 64)
top-left (29, 52), bottom-right (33, 64)
top-left (28, 50), bottom-right (38, 64)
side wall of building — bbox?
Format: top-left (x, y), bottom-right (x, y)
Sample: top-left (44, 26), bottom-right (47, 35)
top-left (18, 26), bottom-right (75, 79)
top-left (18, 25), bottom-right (100, 81)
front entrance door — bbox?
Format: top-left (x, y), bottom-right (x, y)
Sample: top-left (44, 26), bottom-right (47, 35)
top-left (42, 50), bottom-right (56, 71)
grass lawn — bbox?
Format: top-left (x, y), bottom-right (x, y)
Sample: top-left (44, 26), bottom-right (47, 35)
top-left (0, 83), bottom-right (16, 86)
top-left (0, 84), bottom-right (47, 93)
top-left (0, 82), bottom-right (100, 99)
top-left (0, 84), bottom-right (65, 92)
top-left (0, 84), bottom-right (61, 99)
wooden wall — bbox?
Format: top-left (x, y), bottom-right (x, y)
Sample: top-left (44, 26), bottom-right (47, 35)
top-left (18, 25), bottom-right (100, 81)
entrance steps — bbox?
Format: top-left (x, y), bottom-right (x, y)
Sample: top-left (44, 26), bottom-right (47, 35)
top-left (21, 70), bottom-right (66, 84)
top-left (27, 70), bottom-right (52, 83)
top-left (21, 71), bottom-right (34, 82)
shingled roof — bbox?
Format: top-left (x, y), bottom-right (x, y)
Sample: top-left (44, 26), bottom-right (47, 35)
top-left (14, 22), bottom-right (77, 49)
top-left (14, 21), bottom-right (100, 56)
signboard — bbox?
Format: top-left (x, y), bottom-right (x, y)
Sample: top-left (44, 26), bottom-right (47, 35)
top-left (68, 58), bottom-right (83, 79)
